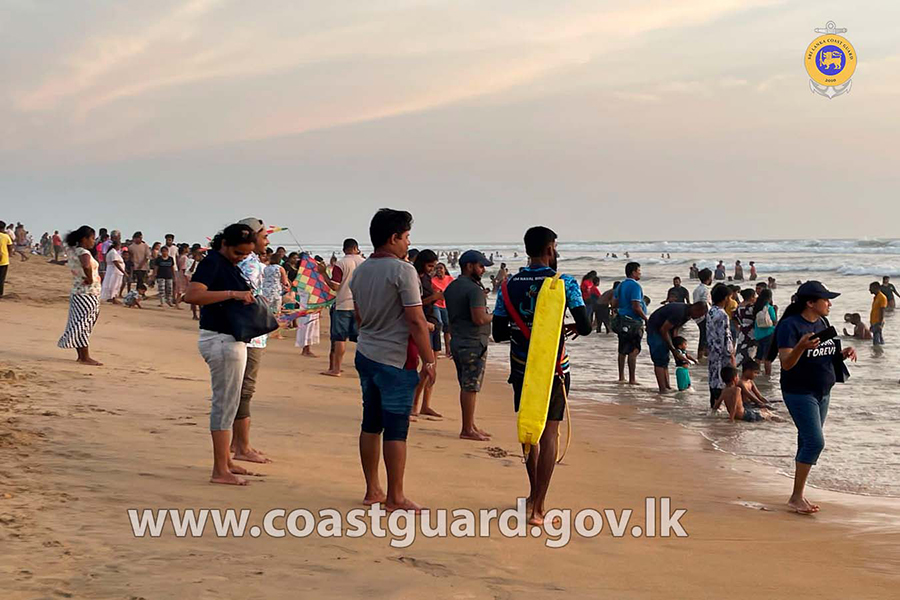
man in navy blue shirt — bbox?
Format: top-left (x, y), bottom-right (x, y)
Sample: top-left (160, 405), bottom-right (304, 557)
top-left (612, 262), bottom-right (648, 384)
top-left (493, 226), bottom-right (592, 527)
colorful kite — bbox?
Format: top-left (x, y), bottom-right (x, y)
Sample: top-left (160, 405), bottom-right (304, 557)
top-left (278, 254), bottom-right (336, 325)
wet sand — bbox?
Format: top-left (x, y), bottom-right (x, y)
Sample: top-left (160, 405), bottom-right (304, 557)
top-left (1, 258), bottom-right (899, 599)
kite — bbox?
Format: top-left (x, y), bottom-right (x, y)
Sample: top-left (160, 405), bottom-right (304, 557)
top-left (277, 253), bottom-right (336, 325)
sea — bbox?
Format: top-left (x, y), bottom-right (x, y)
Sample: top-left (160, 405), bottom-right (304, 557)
top-left (292, 238), bottom-right (900, 497)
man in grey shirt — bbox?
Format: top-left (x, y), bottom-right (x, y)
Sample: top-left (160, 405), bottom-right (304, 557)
top-left (350, 209), bottom-right (435, 513)
top-left (443, 250), bottom-right (493, 441)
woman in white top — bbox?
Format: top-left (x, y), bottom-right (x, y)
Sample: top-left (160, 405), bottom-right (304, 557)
top-left (100, 239), bottom-right (126, 303)
top-left (58, 226), bottom-right (102, 365)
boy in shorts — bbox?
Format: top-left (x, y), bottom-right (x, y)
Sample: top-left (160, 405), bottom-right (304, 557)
top-left (713, 366), bottom-right (776, 422)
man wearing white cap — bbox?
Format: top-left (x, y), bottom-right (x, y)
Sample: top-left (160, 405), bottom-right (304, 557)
top-left (234, 217), bottom-right (272, 464)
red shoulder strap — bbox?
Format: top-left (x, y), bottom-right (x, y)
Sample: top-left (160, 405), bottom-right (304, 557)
top-left (501, 277), bottom-right (531, 339)
top-left (501, 276), bottom-right (566, 378)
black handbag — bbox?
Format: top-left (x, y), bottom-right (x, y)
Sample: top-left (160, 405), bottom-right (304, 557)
top-left (226, 297), bottom-right (279, 343)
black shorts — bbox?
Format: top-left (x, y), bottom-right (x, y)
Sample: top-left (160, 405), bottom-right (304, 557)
top-left (617, 330), bottom-right (643, 356)
top-left (511, 372), bottom-right (570, 422)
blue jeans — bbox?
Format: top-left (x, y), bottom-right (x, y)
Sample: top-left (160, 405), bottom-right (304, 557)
top-left (355, 351), bottom-right (419, 441)
top-left (782, 391), bottom-right (830, 465)
top-left (871, 322), bottom-right (884, 346)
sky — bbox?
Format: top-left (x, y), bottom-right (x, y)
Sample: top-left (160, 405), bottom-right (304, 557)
top-left (2, 0), bottom-right (900, 245)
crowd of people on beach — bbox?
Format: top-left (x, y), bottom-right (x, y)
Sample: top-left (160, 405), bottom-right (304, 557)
top-left (3, 215), bottom-right (894, 520)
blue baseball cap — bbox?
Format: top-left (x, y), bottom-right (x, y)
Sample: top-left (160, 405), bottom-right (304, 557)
top-left (459, 250), bottom-right (493, 267)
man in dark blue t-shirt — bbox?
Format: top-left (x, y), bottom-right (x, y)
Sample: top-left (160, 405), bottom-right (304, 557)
top-left (493, 226), bottom-right (592, 528)
top-left (612, 262), bottom-right (647, 384)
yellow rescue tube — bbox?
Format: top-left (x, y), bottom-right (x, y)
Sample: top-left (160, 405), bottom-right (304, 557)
top-left (517, 274), bottom-right (566, 450)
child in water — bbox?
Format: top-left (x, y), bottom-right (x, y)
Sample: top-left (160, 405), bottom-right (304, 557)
top-left (672, 336), bottom-right (696, 391)
top-left (843, 313), bottom-right (872, 340)
top-left (713, 366), bottom-right (778, 422)
top-left (737, 359), bottom-right (777, 409)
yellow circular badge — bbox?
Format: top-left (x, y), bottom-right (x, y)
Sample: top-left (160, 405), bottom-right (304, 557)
top-left (805, 34), bottom-right (856, 86)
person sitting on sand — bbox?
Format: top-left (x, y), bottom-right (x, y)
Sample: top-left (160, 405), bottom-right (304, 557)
top-left (184, 223), bottom-right (259, 486)
top-left (843, 313), bottom-right (872, 340)
top-left (444, 250), bottom-right (494, 440)
top-left (712, 366), bottom-right (775, 422)
top-left (123, 284), bottom-right (145, 308)
top-left (493, 226), bottom-right (592, 527)
top-left (737, 359), bottom-right (775, 409)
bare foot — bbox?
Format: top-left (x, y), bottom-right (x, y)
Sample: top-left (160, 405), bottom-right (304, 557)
top-left (320, 371), bottom-right (342, 377)
top-left (420, 407), bottom-right (443, 418)
top-left (210, 472), bottom-right (248, 486)
top-left (475, 426), bottom-right (492, 438)
top-left (616, 378), bottom-right (627, 384)
top-left (386, 497), bottom-right (423, 513)
top-left (302, 351), bottom-right (318, 358)
top-left (233, 449), bottom-right (273, 464)
top-left (76, 358), bottom-right (103, 366)
top-left (628, 380), bottom-right (641, 386)
top-left (228, 463), bottom-right (258, 476)
top-left (460, 429), bottom-right (491, 441)
top-left (788, 498), bottom-right (817, 515)
top-left (408, 415), bottom-right (419, 422)
top-left (363, 491), bottom-right (387, 506)
top-left (528, 512), bottom-right (562, 528)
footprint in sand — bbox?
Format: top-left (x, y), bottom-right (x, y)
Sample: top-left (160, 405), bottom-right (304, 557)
top-left (486, 446), bottom-right (509, 459)
top-left (393, 556), bottom-right (453, 578)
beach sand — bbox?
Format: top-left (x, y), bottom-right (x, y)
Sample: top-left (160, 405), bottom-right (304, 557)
top-left (1, 259), bottom-right (899, 599)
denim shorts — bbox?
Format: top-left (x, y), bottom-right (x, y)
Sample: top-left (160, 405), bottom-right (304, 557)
top-left (355, 351), bottom-right (419, 441)
top-left (330, 308), bottom-right (359, 342)
top-left (782, 391), bottom-right (831, 465)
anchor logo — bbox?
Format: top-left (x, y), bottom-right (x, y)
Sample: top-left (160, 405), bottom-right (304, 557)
top-left (805, 21), bottom-right (857, 99)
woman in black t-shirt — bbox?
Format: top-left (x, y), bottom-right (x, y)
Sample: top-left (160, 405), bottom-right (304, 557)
top-left (183, 224), bottom-right (257, 486)
top-left (772, 281), bottom-right (856, 515)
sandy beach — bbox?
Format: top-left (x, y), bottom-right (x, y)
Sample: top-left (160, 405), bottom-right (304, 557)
top-left (2, 258), bottom-right (900, 599)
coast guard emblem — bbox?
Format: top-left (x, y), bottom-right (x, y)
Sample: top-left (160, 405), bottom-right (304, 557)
top-left (805, 21), bottom-right (857, 99)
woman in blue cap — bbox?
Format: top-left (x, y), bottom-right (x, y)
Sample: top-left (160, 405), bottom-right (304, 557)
top-left (770, 281), bottom-right (856, 514)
